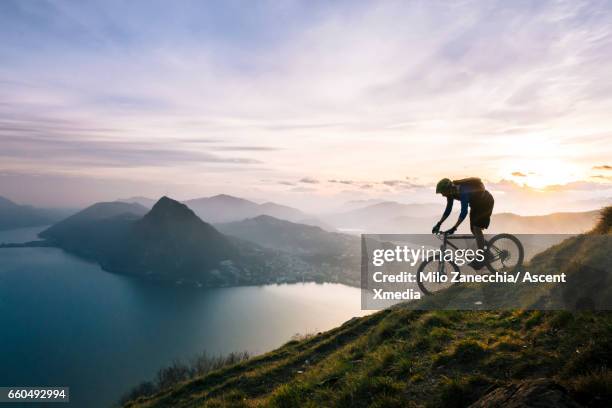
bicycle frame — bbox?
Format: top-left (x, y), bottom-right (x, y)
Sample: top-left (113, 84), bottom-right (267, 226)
top-left (419, 232), bottom-right (524, 294)
top-left (434, 233), bottom-right (479, 274)
top-left (434, 233), bottom-right (518, 271)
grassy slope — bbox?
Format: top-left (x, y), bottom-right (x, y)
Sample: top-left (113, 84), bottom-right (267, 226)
top-left (125, 309), bottom-right (611, 407)
top-left (126, 209), bottom-right (612, 408)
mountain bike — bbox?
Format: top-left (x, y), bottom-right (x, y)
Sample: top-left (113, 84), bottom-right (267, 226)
top-left (417, 232), bottom-right (524, 295)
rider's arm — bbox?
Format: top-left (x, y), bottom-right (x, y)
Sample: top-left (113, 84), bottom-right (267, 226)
top-left (453, 189), bottom-right (469, 228)
top-left (439, 197), bottom-right (453, 223)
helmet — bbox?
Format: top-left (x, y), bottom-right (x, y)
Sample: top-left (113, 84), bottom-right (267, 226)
top-left (436, 178), bottom-right (452, 194)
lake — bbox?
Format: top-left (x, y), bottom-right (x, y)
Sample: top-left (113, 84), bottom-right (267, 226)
top-left (0, 226), bottom-right (370, 407)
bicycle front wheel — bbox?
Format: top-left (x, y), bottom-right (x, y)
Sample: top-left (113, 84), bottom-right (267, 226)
top-left (417, 258), bottom-right (460, 296)
top-left (486, 233), bottom-right (524, 273)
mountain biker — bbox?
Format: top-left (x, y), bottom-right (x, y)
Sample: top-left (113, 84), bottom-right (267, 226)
top-left (432, 177), bottom-right (494, 269)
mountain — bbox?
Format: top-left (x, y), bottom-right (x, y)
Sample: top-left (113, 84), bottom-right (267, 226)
top-left (121, 194), bottom-right (330, 228)
top-left (216, 215), bottom-right (356, 255)
top-left (326, 201), bottom-right (441, 232)
top-left (124, 207), bottom-right (612, 408)
top-left (40, 197), bottom-right (256, 284)
top-left (106, 197), bottom-right (244, 283)
top-left (0, 196), bottom-right (70, 230)
top-left (489, 210), bottom-right (600, 234)
top-left (39, 201), bottom-right (148, 247)
top-left (184, 194), bottom-right (310, 224)
top-left (116, 196), bottom-right (156, 208)
top-left (216, 215), bottom-right (359, 284)
top-left (35, 197), bottom-right (358, 286)
top-left (361, 209), bottom-right (600, 234)
top-left (341, 199), bottom-right (388, 210)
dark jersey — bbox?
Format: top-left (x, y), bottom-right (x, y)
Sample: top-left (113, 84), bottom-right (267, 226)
top-left (442, 178), bottom-right (486, 220)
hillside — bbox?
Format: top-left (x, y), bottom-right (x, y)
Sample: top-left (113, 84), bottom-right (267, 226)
top-left (125, 208), bottom-right (612, 407)
top-left (0, 196), bottom-right (69, 231)
top-left (216, 215), bottom-right (360, 286)
top-left (216, 215), bottom-right (358, 257)
top-left (125, 310), bottom-right (611, 408)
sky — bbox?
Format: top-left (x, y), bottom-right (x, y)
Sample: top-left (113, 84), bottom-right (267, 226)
top-left (1, 0), bottom-right (612, 213)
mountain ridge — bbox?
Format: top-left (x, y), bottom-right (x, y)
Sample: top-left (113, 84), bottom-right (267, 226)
top-left (30, 197), bottom-right (359, 287)
top-left (0, 195), bottom-right (71, 231)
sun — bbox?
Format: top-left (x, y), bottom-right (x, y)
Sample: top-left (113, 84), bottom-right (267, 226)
top-left (504, 159), bottom-right (581, 189)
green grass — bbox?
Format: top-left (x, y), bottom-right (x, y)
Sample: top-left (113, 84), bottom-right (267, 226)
top-left (123, 309), bottom-right (612, 408)
top-left (125, 208), bottom-right (612, 407)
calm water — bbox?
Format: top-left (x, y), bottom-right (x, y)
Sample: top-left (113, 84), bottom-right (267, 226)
top-left (0, 227), bottom-right (369, 407)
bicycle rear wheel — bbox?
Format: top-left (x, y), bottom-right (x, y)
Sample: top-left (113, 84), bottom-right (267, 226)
top-left (417, 258), bottom-right (460, 296)
top-left (485, 233), bottom-right (524, 273)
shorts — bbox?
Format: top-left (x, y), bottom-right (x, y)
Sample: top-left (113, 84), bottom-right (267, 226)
top-left (470, 190), bottom-right (494, 229)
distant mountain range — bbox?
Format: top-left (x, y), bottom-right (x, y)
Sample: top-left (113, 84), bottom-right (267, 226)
top-left (2, 191), bottom-right (607, 289)
top-left (490, 210), bottom-right (601, 234)
top-left (184, 194), bottom-right (309, 224)
top-left (32, 197), bottom-right (358, 287)
top-left (389, 210), bottom-right (600, 234)
top-left (0, 196), bottom-right (73, 231)
top-left (117, 194), bottom-right (327, 228)
top-left (324, 201), bottom-right (441, 232)
top-left (325, 198), bottom-right (601, 234)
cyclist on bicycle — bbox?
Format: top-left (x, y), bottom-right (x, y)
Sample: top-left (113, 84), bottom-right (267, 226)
top-left (432, 177), bottom-right (494, 269)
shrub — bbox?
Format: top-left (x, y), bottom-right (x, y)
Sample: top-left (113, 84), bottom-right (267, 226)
top-left (120, 351), bottom-right (250, 405)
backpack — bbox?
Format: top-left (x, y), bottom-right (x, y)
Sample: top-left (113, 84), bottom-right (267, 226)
top-left (452, 177), bottom-right (485, 193)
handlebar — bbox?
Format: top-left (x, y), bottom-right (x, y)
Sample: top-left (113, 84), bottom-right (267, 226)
top-left (434, 232), bottom-right (476, 240)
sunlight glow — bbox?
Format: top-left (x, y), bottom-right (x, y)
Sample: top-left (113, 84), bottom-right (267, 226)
top-left (505, 159), bottom-right (583, 189)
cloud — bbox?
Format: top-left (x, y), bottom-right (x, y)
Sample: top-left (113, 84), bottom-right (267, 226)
top-left (542, 180), bottom-right (611, 191)
top-left (299, 177), bottom-right (319, 184)
top-left (209, 146), bottom-right (280, 151)
top-left (0, 134), bottom-right (262, 167)
top-left (290, 186), bottom-right (317, 193)
top-left (329, 179), bottom-right (354, 185)
top-left (381, 179), bottom-right (424, 189)
top-left (1, 0), bottom-right (612, 208)
top-left (593, 165), bottom-right (612, 170)
top-left (0, 117), bottom-right (264, 169)
top-left (512, 171), bottom-right (527, 177)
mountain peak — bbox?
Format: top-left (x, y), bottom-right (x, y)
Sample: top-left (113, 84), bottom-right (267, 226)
top-left (209, 194), bottom-right (255, 205)
top-left (147, 196), bottom-right (199, 222)
top-left (250, 214), bottom-right (286, 224)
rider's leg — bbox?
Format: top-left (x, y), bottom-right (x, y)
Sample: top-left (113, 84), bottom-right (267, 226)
top-left (471, 224), bottom-right (485, 250)
top-left (469, 224), bottom-right (488, 270)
